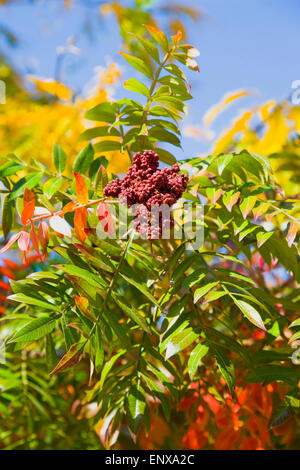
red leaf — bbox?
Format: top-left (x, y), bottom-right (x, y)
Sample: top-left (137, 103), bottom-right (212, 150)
top-left (0, 232), bottom-right (22, 254)
top-left (74, 172), bottom-right (88, 205)
top-left (74, 207), bottom-right (87, 243)
top-left (30, 223), bottom-right (41, 258)
top-left (18, 231), bottom-right (30, 252)
top-left (38, 221), bottom-right (50, 253)
top-left (0, 266), bottom-right (15, 279)
top-left (97, 202), bottom-right (114, 237)
top-left (0, 280), bottom-right (10, 291)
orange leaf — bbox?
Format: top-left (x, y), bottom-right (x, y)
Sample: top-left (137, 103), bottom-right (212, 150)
top-left (62, 201), bottom-right (77, 214)
top-left (21, 187), bottom-right (35, 225)
top-left (21, 200), bottom-right (35, 226)
top-left (172, 30), bottom-right (182, 44)
top-left (74, 207), bottom-right (87, 243)
top-left (3, 259), bottom-right (19, 270)
top-left (0, 280), bottom-right (11, 291)
top-left (75, 295), bottom-right (89, 312)
top-left (74, 172), bottom-right (88, 204)
top-left (0, 266), bottom-right (15, 279)
top-left (74, 295), bottom-right (94, 320)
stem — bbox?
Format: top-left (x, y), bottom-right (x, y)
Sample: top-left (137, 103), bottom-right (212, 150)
top-left (141, 49), bottom-right (174, 148)
top-left (28, 198), bottom-right (117, 225)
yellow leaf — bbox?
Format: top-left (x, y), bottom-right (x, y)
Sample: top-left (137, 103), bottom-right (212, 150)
top-left (27, 75), bottom-right (72, 100)
top-left (204, 89), bottom-right (252, 127)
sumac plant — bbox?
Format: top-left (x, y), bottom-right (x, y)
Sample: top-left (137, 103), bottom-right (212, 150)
top-left (0, 26), bottom-right (300, 450)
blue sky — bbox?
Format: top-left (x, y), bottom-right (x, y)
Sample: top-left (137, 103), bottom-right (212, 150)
top-left (0, 0), bottom-right (299, 160)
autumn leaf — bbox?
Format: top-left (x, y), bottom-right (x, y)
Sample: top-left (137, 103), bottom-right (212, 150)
top-left (0, 231), bottom-right (22, 254)
top-left (38, 221), bottom-right (50, 254)
top-left (50, 341), bottom-right (85, 375)
top-left (74, 207), bottom-right (87, 243)
top-left (18, 231), bottom-right (30, 252)
top-left (62, 201), bottom-right (77, 214)
top-left (21, 187), bottom-right (35, 225)
top-left (204, 89), bottom-right (251, 126)
top-left (74, 172), bottom-right (88, 205)
top-left (27, 75), bottom-right (72, 100)
top-left (286, 220), bottom-right (299, 248)
top-left (97, 202), bottom-right (114, 237)
top-left (30, 223), bottom-right (41, 258)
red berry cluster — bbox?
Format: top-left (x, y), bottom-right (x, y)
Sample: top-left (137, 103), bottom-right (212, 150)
top-left (104, 150), bottom-right (188, 239)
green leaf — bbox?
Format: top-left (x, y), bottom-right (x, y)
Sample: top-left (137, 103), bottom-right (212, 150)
top-left (0, 161), bottom-right (26, 177)
top-left (144, 25), bottom-right (169, 51)
top-left (7, 293), bottom-right (59, 311)
top-left (256, 231), bottom-right (273, 248)
top-left (72, 143), bottom-right (94, 174)
top-left (149, 127), bottom-right (181, 147)
top-left (119, 269), bottom-right (160, 308)
top-left (8, 316), bottom-right (56, 343)
top-left (217, 154), bottom-right (233, 175)
top-left (119, 52), bottom-right (153, 79)
top-left (94, 325), bottom-right (104, 372)
top-left (93, 141), bottom-right (121, 153)
top-left (194, 282), bottom-right (219, 303)
top-left (165, 328), bottom-right (199, 360)
top-left (188, 343), bottom-right (209, 380)
top-left (79, 126), bottom-right (120, 141)
top-left (211, 344), bottom-right (236, 396)
top-left (149, 105), bottom-right (181, 120)
top-left (290, 318), bottom-right (300, 328)
top-left (8, 173), bottom-right (43, 200)
top-left (85, 102), bottom-right (117, 123)
top-left (112, 293), bottom-right (150, 333)
top-left (2, 195), bottom-right (13, 240)
top-left (43, 177), bottom-right (63, 199)
top-left (95, 165), bottom-right (108, 197)
top-left (155, 149), bottom-right (177, 165)
top-left (123, 78), bottom-right (150, 98)
top-left (126, 383), bottom-right (147, 434)
top-left (164, 64), bottom-right (187, 82)
top-left (246, 366), bottom-right (299, 386)
top-left (99, 350), bottom-right (126, 387)
top-left (54, 264), bottom-right (106, 289)
top-left (288, 331), bottom-right (300, 343)
top-left (233, 298), bottom-right (266, 331)
top-left (239, 196), bottom-right (257, 219)
top-left (45, 334), bottom-right (57, 372)
top-left (128, 33), bottom-right (160, 63)
top-left (53, 143), bottom-right (66, 174)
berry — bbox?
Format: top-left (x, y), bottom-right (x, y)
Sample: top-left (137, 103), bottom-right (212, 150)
top-left (103, 150), bottom-right (188, 239)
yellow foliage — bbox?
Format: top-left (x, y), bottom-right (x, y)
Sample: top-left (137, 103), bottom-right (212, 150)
top-left (27, 76), bottom-right (73, 101)
top-left (203, 89), bottom-right (251, 127)
top-left (0, 63), bottom-right (130, 174)
top-left (211, 99), bottom-right (300, 195)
